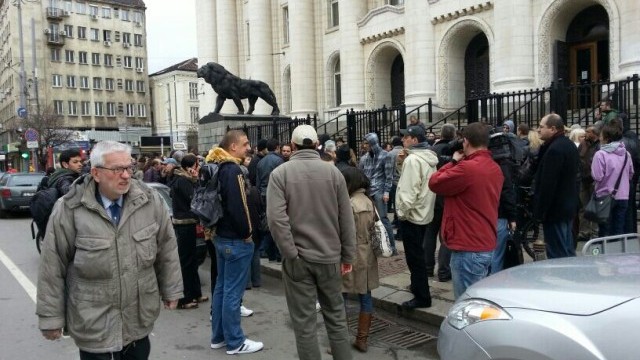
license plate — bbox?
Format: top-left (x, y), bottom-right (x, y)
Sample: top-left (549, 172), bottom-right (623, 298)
top-left (22, 192), bottom-right (34, 196)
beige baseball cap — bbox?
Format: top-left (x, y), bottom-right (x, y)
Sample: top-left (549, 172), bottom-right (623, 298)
top-left (291, 125), bottom-right (318, 145)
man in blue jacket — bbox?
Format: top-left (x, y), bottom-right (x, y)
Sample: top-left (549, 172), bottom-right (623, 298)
top-left (209, 130), bottom-right (264, 355)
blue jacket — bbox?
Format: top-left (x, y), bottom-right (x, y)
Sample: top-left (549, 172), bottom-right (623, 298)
top-left (256, 152), bottom-right (284, 197)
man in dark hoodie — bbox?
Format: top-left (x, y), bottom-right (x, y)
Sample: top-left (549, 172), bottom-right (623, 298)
top-left (335, 144), bottom-right (354, 172)
top-left (359, 133), bottom-right (396, 253)
top-left (247, 139), bottom-right (268, 186)
top-left (48, 149), bottom-right (83, 195)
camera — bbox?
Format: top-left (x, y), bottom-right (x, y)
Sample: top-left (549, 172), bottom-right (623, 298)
top-left (449, 138), bottom-right (464, 153)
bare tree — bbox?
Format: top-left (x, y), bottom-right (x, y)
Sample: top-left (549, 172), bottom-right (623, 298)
top-left (11, 106), bottom-right (74, 170)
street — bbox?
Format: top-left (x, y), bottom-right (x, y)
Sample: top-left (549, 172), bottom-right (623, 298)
top-left (0, 213), bottom-right (440, 360)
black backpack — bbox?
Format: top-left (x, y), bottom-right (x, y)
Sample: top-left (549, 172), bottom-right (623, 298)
top-left (191, 163), bottom-right (223, 228)
top-left (489, 133), bottom-right (525, 165)
top-left (30, 186), bottom-right (60, 237)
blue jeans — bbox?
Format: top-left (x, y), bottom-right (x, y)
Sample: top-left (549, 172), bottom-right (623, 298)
top-left (247, 242), bottom-right (261, 287)
top-left (373, 193), bottom-right (395, 251)
top-left (261, 231), bottom-right (281, 261)
top-left (599, 199), bottom-right (628, 237)
top-left (450, 250), bottom-right (493, 299)
top-left (343, 292), bottom-right (373, 313)
top-left (543, 220), bottom-right (576, 259)
top-left (211, 237), bottom-right (254, 350)
top-left (490, 219), bottom-right (509, 275)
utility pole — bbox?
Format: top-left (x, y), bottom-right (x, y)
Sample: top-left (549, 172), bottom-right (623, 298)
top-left (166, 82), bottom-right (173, 146)
top-left (16, 0), bottom-right (27, 110)
top-left (31, 18), bottom-right (40, 117)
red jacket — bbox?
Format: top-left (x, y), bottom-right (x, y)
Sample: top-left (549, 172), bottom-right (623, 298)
top-left (428, 150), bottom-right (503, 252)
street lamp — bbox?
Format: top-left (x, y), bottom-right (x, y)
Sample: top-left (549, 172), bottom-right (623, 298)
top-left (155, 82), bottom-right (174, 146)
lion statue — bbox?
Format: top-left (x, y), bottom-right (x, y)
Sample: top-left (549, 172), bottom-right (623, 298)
top-left (197, 62), bottom-right (280, 115)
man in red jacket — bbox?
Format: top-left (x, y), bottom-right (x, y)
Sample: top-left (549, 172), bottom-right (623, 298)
top-left (429, 123), bottom-right (504, 298)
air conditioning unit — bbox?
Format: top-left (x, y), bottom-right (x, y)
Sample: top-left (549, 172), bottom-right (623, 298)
top-left (59, 30), bottom-right (66, 36)
top-left (135, 67), bottom-right (143, 73)
top-left (134, 21), bottom-right (141, 27)
top-left (43, 29), bottom-right (51, 34)
top-left (62, 10), bottom-right (70, 16)
top-left (91, 14), bottom-right (98, 20)
top-left (123, 42), bottom-right (130, 48)
top-left (103, 41), bottom-right (111, 46)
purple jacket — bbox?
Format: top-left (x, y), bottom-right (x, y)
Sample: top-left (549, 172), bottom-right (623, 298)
top-left (591, 142), bottom-right (635, 200)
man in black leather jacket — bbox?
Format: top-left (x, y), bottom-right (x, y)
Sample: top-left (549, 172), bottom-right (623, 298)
top-left (47, 149), bottom-right (83, 195)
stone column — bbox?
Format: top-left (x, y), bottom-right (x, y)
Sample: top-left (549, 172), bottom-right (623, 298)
top-left (216, 0), bottom-right (240, 113)
top-left (248, 0), bottom-right (274, 115)
top-left (404, 1), bottom-right (434, 107)
top-left (196, 0), bottom-right (217, 115)
top-left (288, 0), bottom-right (317, 117)
top-left (618, 1), bottom-right (640, 78)
top-left (338, 0), bottom-right (366, 111)
top-left (492, 0), bottom-right (535, 92)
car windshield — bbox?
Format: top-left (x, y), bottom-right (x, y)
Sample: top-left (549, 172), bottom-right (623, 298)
top-left (10, 175), bottom-right (44, 186)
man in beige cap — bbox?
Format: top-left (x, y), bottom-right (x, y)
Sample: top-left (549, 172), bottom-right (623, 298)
top-left (267, 125), bottom-right (356, 360)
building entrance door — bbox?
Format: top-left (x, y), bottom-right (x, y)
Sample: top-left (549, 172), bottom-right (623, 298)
top-left (569, 42), bottom-right (598, 108)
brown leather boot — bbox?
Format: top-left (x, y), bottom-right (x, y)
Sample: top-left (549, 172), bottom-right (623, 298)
top-left (353, 312), bottom-right (372, 352)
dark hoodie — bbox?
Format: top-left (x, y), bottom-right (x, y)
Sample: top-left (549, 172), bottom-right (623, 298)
top-left (170, 168), bottom-right (198, 221)
top-left (335, 144), bottom-right (353, 172)
top-left (48, 168), bottom-right (80, 195)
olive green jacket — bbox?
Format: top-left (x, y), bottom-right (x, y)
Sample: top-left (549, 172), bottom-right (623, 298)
top-left (36, 176), bottom-right (183, 353)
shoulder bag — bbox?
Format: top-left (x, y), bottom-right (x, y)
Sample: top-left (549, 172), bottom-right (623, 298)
top-left (584, 153), bottom-right (628, 224)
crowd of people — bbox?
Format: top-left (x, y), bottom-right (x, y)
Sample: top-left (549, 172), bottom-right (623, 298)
top-left (35, 101), bottom-right (640, 359)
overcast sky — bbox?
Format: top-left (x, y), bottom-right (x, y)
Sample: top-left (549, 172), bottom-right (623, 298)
top-left (145, 0), bottom-right (198, 73)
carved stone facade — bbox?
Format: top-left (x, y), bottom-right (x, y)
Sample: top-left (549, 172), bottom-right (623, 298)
top-left (196, 0), bottom-right (640, 120)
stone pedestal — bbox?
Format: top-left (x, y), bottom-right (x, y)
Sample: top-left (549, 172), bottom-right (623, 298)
top-left (198, 113), bottom-right (291, 151)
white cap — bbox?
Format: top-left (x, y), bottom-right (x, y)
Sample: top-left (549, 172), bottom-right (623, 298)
top-left (291, 124), bottom-right (318, 145)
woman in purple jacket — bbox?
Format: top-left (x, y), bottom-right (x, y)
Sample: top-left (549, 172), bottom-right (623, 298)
top-left (591, 119), bottom-right (635, 237)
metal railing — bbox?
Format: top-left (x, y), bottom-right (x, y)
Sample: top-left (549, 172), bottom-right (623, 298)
top-left (226, 115), bottom-right (317, 147)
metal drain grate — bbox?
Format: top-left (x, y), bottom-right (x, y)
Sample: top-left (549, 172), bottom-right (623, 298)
top-left (347, 315), bottom-right (391, 335)
top-left (374, 327), bottom-right (436, 349)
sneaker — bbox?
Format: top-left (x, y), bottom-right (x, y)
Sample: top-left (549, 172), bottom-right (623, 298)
top-left (315, 301), bottom-right (321, 312)
top-left (61, 327), bottom-right (70, 339)
top-left (226, 339), bottom-right (264, 355)
top-left (211, 341), bottom-right (226, 349)
top-left (240, 305), bottom-right (254, 317)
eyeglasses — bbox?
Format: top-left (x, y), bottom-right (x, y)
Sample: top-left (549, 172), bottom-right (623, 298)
top-left (97, 165), bottom-right (135, 175)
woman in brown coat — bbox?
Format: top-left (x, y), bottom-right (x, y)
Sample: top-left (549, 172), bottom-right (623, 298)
top-left (340, 167), bottom-right (380, 352)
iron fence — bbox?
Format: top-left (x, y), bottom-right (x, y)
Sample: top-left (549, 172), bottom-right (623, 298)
top-left (226, 114), bottom-right (317, 148)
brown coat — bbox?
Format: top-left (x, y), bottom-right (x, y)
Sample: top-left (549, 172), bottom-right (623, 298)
top-left (342, 189), bottom-right (379, 294)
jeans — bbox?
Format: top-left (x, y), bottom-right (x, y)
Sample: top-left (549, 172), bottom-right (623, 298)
top-left (211, 237), bottom-right (254, 350)
top-left (599, 199), bottom-right (629, 237)
top-left (450, 250), bottom-right (493, 299)
top-left (400, 221), bottom-right (431, 304)
top-left (388, 184), bottom-right (397, 214)
top-left (247, 242), bottom-right (262, 287)
top-left (174, 224), bottom-right (201, 304)
top-left (373, 192), bottom-right (395, 251)
top-left (624, 175), bottom-right (639, 233)
top-left (343, 292), bottom-right (373, 313)
top-left (262, 231), bottom-right (281, 261)
top-left (79, 336), bottom-right (150, 360)
top-left (543, 220), bottom-right (576, 259)
top-left (489, 218), bottom-right (509, 275)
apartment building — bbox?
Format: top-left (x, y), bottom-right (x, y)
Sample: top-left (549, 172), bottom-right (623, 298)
top-left (0, 0), bottom-right (150, 160)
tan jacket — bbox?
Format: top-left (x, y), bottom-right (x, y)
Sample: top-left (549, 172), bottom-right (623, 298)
top-left (396, 147), bottom-right (439, 225)
top-left (36, 176), bottom-right (183, 353)
top-left (342, 190), bottom-right (379, 294)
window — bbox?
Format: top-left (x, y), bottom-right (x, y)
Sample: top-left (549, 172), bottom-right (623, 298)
top-left (126, 103), bottom-right (135, 117)
top-left (77, 26), bottom-right (86, 39)
top-left (65, 49), bottom-right (74, 63)
top-left (329, 0), bottom-right (339, 27)
top-left (121, 9), bottom-right (129, 21)
top-left (133, 11), bottom-right (143, 23)
top-left (333, 59), bottom-right (341, 107)
top-left (89, 5), bottom-right (98, 16)
top-left (66, 75), bottom-right (76, 88)
top-left (125, 79), bottom-right (133, 91)
top-left (68, 101), bottom-right (77, 115)
top-left (49, 48), bottom-right (61, 62)
top-left (51, 48), bottom-right (61, 61)
top-left (135, 57), bottom-right (144, 69)
top-left (104, 54), bottom-right (113, 67)
top-left (246, 22), bottom-right (250, 58)
top-left (103, 30), bottom-right (111, 42)
top-left (107, 102), bottom-right (116, 116)
top-left (75, 2), bottom-right (86, 14)
top-left (80, 76), bottom-right (89, 89)
top-left (79, 51), bottom-right (87, 64)
top-left (94, 102), bottom-right (104, 116)
top-left (54, 100), bottom-right (64, 114)
top-left (91, 53), bottom-right (100, 65)
top-left (102, 7), bottom-right (111, 18)
top-left (136, 80), bottom-right (145, 92)
top-left (189, 82), bottom-right (198, 100)
top-left (137, 104), bottom-right (146, 117)
top-left (190, 106), bottom-right (199, 123)
top-left (93, 77), bottom-right (102, 90)
top-left (122, 32), bottom-right (131, 44)
top-left (52, 74), bottom-right (62, 88)
top-left (81, 101), bottom-right (91, 115)
top-left (134, 34), bottom-right (142, 46)
top-left (64, 25), bottom-right (73, 38)
top-left (123, 56), bottom-right (132, 68)
top-left (386, 0), bottom-right (404, 5)
top-left (64, 0), bottom-right (71, 12)
top-left (90, 28), bottom-right (99, 41)
top-left (282, 6), bottom-right (289, 45)
top-left (105, 78), bottom-right (114, 91)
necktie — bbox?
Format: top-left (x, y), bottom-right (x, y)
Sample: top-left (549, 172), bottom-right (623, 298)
top-left (109, 203), bottom-right (120, 225)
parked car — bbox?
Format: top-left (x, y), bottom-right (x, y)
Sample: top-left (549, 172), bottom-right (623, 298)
top-left (438, 246), bottom-right (640, 359)
top-left (0, 172), bottom-right (45, 217)
top-left (147, 182), bottom-right (207, 265)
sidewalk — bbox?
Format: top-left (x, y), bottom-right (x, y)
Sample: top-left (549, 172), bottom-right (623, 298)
top-left (259, 240), bottom-right (454, 328)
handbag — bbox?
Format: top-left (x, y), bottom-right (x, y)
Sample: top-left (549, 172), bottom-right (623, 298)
top-left (370, 205), bottom-right (393, 258)
top-left (584, 153), bottom-right (628, 224)
top-left (503, 231), bottom-right (523, 269)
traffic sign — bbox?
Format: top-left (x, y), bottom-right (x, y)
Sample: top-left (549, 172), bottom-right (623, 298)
top-left (27, 141), bottom-right (39, 149)
top-left (24, 128), bottom-right (39, 142)
top-left (17, 107), bottom-right (27, 119)
top-left (172, 141), bottom-right (187, 151)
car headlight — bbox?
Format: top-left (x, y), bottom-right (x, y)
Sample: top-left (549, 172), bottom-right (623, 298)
top-left (447, 298), bottom-right (512, 330)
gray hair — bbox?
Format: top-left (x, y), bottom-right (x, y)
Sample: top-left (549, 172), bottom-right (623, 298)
top-left (90, 141), bottom-right (132, 168)
top-left (441, 124), bottom-right (457, 141)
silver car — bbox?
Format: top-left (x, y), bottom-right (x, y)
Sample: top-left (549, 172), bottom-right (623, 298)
top-left (438, 237), bottom-right (640, 360)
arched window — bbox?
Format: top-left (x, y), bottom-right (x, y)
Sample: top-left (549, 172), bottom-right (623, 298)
top-left (333, 59), bottom-right (341, 107)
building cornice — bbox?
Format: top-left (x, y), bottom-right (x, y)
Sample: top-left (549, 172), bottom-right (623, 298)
top-left (360, 27), bottom-right (405, 45)
top-left (431, 1), bottom-right (493, 25)
top-left (357, 5), bottom-right (404, 28)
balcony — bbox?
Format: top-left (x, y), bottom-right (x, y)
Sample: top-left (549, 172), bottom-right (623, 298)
top-left (46, 7), bottom-right (64, 20)
top-left (46, 33), bottom-right (65, 46)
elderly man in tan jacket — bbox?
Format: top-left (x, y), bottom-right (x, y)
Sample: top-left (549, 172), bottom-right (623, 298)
top-left (36, 141), bottom-right (183, 360)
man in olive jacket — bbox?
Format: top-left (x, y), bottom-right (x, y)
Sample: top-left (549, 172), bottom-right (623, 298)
top-left (267, 124), bottom-right (356, 360)
top-left (36, 141), bottom-right (183, 359)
